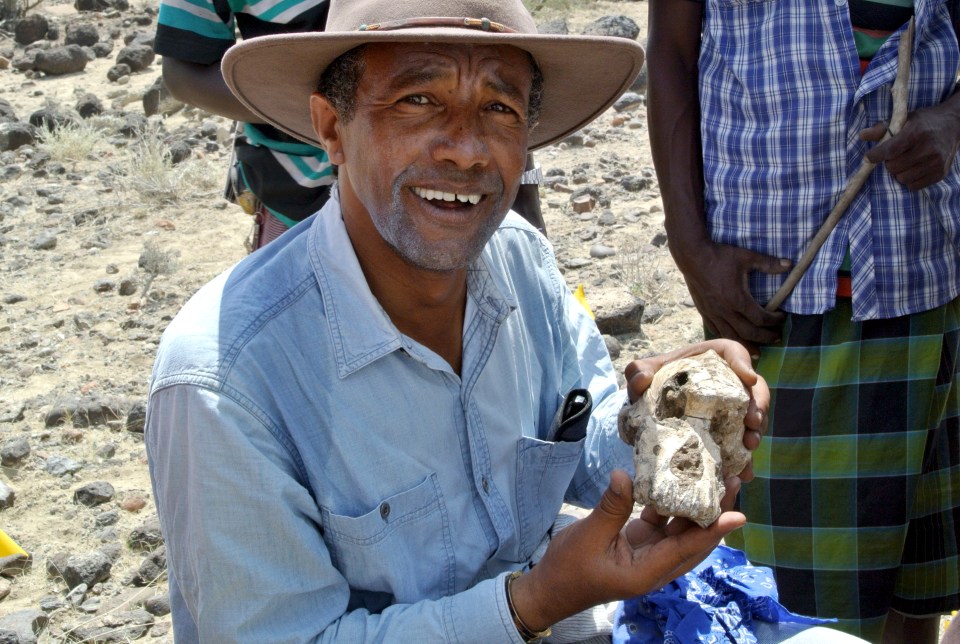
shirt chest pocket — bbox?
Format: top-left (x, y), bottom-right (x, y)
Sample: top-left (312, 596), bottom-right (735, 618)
top-left (320, 473), bottom-right (455, 603)
top-left (515, 436), bottom-right (585, 561)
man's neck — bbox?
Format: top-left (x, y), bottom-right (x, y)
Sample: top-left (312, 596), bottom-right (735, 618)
top-left (342, 207), bottom-right (469, 375)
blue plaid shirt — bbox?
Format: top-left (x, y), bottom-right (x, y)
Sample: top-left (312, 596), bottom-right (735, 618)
top-left (698, 0), bottom-right (960, 320)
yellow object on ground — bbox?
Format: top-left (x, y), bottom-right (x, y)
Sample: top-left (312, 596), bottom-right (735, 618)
top-left (573, 284), bottom-right (594, 319)
top-left (0, 528), bottom-right (26, 557)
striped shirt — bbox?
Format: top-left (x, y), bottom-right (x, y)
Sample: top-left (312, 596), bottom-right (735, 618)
top-left (696, 0), bottom-right (960, 321)
top-left (155, 0), bottom-right (335, 224)
top-left (851, 0), bottom-right (915, 61)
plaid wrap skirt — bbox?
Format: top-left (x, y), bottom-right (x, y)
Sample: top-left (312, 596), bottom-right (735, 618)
top-left (725, 297), bottom-right (960, 641)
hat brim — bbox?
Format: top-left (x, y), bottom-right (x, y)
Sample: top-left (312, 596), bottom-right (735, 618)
top-left (221, 29), bottom-right (644, 151)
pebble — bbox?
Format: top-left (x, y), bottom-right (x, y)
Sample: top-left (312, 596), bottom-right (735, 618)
top-left (62, 551), bottom-right (112, 589)
top-left (73, 481), bottom-right (115, 507)
top-left (0, 437), bottom-right (29, 467)
top-left (590, 244), bottom-right (617, 259)
top-left (120, 495), bottom-right (147, 512)
top-left (46, 455), bottom-right (82, 477)
top-left (128, 517), bottom-right (163, 552)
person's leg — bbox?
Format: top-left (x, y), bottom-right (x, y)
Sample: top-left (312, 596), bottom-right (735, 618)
top-left (727, 298), bottom-right (960, 641)
top-left (884, 299), bottom-right (960, 642)
top-left (879, 611), bottom-right (940, 644)
top-left (510, 153), bottom-right (546, 234)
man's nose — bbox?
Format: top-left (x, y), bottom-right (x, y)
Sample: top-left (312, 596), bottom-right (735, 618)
top-left (430, 113), bottom-right (491, 170)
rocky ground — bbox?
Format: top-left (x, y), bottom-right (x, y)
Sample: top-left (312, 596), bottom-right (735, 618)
top-left (0, 0), bottom-right (705, 640)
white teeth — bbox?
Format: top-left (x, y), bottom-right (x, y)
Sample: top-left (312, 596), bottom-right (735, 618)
top-left (413, 187), bottom-right (481, 205)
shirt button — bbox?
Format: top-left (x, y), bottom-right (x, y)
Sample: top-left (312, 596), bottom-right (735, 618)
top-left (380, 502), bottom-right (390, 520)
top-left (482, 478), bottom-right (490, 493)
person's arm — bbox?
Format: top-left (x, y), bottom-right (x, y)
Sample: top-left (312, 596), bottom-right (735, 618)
top-left (162, 57), bottom-right (265, 124)
top-left (646, 0), bottom-right (788, 351)
top-left (506, 335), bottom-right (766, 633)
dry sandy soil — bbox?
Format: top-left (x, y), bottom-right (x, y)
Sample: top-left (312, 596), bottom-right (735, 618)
top-left (0, 0), bottom-right (707, 640)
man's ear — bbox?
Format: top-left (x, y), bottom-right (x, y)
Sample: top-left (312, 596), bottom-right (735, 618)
top-left (310, 93), bottom-right (345, 165)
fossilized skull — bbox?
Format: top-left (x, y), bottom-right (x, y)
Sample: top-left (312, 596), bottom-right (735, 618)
top-left (617, 350), bottom-right (750, 527)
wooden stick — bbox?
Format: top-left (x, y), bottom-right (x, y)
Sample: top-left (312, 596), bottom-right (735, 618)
top-left (764, 18), bottom-right (914, 312)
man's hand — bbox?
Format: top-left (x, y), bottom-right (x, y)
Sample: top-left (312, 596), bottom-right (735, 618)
top-left (509, 471), bottom-right (745, 631)
top-left (862, 100), bottom-right (960, 191)
top-left (674, 240), bottom-right (789, 354)
top-left (622, 339), bottom-right (769, 482)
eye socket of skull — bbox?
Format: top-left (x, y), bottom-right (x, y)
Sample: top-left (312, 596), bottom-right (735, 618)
top-left (655, 373), bottom-right (689, 419)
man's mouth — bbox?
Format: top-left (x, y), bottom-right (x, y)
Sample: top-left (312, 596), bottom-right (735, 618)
top-left (412, 186), bottom-right (482, 206)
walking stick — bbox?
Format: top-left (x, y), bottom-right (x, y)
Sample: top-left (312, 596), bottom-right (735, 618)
top-left (764, 18), bottom-right (915, 312)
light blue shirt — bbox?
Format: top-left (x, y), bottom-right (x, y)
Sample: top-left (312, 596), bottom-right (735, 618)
top-left (145, 188), bottom-right (633, 642)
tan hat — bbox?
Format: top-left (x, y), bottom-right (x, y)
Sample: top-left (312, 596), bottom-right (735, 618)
top-left (221, 0), bottom-right (644, 151)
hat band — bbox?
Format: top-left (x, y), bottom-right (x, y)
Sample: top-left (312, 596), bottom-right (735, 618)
top-left (357, 17), bottom-right (517, 33)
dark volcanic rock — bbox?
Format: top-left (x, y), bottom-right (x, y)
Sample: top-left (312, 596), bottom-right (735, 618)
top-left (0, 99), bottom-right (17, 123)
top-left (0, 609), bottom-right (48, 644)
top-left (64, 23), bottom-right (100, 47)
top-left (74, 0), bottom-right (111, 11)
top-left (35, 45), bottom-right (89, 76)
top-left (594, 298), bottom-right (645, 336)
top-left (75, 93), bottom-right (104, 119)
top-left (73, 481), bottom-right (115, 507)
top-left (142, 75), bottom-right (183, 117)
top-left (14, 15), bottom-right (50, 46)
top-left (0, 122), bottom-right (36, 152)
top-left (106, 63), bottom-right (131, 81)
top-left (29, 107), bottom-right (78, 132)
top-left (582, 15), bottom-right (640, 40)
top-left (62, 551), bottom-right (112, 589)
top-left (115, 44), bottom-right (154, 72)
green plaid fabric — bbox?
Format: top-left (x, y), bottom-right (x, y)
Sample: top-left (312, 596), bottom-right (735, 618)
top-left (725, 297), bottom-right (960, 642)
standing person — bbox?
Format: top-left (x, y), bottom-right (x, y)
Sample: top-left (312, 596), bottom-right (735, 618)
top-left (155, 0), bottom-right (335, 251)
top-left (153, 0), bottom-right (547, 251)
top-left (646, 0), bottom-right (960, 641)
top-left (144, 0), bottom-right (772, 640)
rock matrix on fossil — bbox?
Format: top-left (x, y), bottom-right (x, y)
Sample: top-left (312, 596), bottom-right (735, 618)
top-left (618, 350), bottom-right (750, 527)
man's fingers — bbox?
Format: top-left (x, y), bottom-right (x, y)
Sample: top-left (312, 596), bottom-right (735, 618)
top-left (719, 476), bottom-right (741, 512)
top-left (752, 255), bottom-right (793, 276)
top-left (624, 361), bottom-right (657, 403)
top-left (589, 470), bottom-right (638, 535)
top-left (745, 375), bottom-right (769, 434)
top-left (859, 121), bottom-right (889, 143)
top-left (643, 510), bottom-right (746, 585)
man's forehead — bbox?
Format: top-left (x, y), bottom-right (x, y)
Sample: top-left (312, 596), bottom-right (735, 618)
top-left (363, 41), bottom-right (535, 71)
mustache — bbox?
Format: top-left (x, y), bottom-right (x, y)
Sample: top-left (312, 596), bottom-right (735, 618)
top-left (393, 166), bottom-right (505, 196)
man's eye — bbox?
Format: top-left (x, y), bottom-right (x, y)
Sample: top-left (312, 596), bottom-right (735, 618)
top-left (489, 102), bottom-right (519, 115)
top-left (403, 95), bottom-right (430, 106)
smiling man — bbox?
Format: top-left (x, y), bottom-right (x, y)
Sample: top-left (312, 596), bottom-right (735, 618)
top-left (144, 1), bottom-right (769, 641)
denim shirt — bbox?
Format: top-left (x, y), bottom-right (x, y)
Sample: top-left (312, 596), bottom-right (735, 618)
top-left (145, 189), bottom-right (633, 642)
top-left (699, 0), bottom-right (960, 320)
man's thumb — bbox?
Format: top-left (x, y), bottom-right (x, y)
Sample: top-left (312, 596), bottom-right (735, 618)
top-left (592, 470), bottom-right (635, 529)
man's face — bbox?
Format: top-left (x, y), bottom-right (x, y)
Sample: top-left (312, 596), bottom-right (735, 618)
top-left (311, 42), bottom-right (534, 272)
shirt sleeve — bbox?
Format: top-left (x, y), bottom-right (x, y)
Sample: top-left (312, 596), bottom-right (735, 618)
top-left (145, 384), bottom-right (529, 643)
top-left (154, 0), bottom-right (236, 64)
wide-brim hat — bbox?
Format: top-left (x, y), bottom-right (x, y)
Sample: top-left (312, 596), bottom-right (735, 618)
top-left (221, 0), bottom-right (645, 151)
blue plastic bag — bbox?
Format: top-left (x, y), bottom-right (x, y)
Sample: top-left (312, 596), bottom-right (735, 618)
top-left (612, 545), bottom-right (835, 644)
